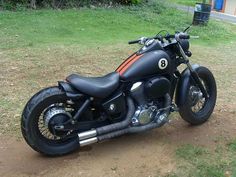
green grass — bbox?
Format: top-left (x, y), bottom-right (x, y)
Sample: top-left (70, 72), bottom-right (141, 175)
top-left (0, 1), bottom-right (236, 49)
top-left (171, 143), bottom-right (236, 177)
top-left (176, 144), bottom-right (208, 161)
top-left (228, 139), bottom-right (236, 152)
top-left (228, 141), bottom-right (236, 177)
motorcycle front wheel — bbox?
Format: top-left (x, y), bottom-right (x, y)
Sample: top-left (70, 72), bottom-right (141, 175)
top-left (179, 66), bottom-right (217, 125)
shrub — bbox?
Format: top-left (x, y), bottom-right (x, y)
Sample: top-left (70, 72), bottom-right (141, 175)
top-left (0, 0), bottom-right (144, 10)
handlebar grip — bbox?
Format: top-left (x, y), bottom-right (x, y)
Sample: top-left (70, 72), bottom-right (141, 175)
top-left (128, 40), bottom-right (140, 44)
top-left (179, 33), bottom-right (190, 40)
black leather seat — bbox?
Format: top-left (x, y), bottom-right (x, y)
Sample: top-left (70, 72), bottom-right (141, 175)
top-left (66, 72), bottom-right (120, 98)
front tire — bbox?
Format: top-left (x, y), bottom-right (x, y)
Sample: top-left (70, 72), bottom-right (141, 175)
top-left (21, 87), bottom-right (80, 156)
top-left (179, 66), bottom-right (217, 125)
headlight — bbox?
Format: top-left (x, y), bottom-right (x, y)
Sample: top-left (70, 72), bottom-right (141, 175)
top-left (179, 39), bottom-right (190, 52)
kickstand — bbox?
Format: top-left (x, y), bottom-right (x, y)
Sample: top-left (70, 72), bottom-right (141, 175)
top-left (170, 103), bottom-right (179, 112)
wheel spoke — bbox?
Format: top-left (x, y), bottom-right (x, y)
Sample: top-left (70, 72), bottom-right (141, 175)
top-left (189, 81), bottom-right (208, 113)
top-left (37, 102), bottom-right (75, 141)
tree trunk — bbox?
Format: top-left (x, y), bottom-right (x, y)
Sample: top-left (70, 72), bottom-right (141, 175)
top-left (52, 0), bottom-right (56, 8)
top-left (30, 0), bottom-right (36, 9)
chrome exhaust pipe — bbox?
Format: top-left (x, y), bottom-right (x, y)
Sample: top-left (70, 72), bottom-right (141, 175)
top-left (79, 137), bottom-right (98, 147)
top-left (78, 97), bottom-right (135, 142)
top-left (78, 130), bottom-right (97, 141)
top-left (78, 94), bottom-right (171, 147)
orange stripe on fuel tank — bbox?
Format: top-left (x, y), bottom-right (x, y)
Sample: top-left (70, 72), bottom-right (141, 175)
top-left (116, 54), bottom-right (137, 72)
top-left (119, 54), bottom-right (143, 76)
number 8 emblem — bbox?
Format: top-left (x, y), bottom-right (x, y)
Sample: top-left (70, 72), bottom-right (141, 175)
top-left (158, 58), bottom-right (168, 70)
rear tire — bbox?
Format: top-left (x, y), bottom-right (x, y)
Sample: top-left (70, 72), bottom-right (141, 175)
top-left (21, 87), bottom-right (80, 156)
top-left (179, 66), bottom-right (217, 125)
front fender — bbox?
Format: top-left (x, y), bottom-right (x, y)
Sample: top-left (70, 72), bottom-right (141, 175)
top-left (175, 64), bottom-right (200, 107)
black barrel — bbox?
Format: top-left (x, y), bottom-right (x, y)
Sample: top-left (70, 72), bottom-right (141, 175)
top-left (193, 3), bottom-right (212, 25)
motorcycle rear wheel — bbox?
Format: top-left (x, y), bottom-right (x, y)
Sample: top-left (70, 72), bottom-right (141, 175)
top-left (179, 66), bottom-right (217, 125)
top-left (21, 87), bottom-right (82, 156)
top-left (21, 85), bottom-right (111, 156)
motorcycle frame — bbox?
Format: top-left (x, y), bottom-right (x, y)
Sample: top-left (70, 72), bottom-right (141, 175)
top-left (58, 39), bottom-right (209, 124)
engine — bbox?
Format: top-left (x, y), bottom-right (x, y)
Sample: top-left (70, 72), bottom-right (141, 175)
top-left (130, 77), bottom-right (171, 126)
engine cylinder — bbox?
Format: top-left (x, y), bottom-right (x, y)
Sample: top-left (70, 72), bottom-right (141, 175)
top-left (145, 77), bottom-right (170, 99)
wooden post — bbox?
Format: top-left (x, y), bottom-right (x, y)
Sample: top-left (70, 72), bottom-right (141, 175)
top-left (222, 0), bottom-right (227, 13)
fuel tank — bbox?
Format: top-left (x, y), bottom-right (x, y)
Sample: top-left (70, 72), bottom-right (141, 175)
top-left (116, 50), bottom-right (171, 81)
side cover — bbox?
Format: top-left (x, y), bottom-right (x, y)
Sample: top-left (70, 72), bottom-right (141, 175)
top-left (116, 50), bottom-right (171, 81)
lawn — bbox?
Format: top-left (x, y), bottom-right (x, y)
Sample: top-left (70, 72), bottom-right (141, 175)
top-left (0, 1), bottom-right (236, 49)
top-left (0, 1), bottom-right (236, 177)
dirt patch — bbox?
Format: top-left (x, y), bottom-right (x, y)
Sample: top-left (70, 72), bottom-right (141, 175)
top-left (0, 137), bottom-right (80, 177)
top-left (1, 109), bottom-right (235, 177)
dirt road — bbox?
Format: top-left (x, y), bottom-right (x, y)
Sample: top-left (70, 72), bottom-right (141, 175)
top-left (1, 108), bottom-right (235, 177)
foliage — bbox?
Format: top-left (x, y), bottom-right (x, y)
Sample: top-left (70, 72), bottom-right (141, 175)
top-left (131, 0), bottom-right (142, 4)
top-left (0, 0), bottom-right (144, 10)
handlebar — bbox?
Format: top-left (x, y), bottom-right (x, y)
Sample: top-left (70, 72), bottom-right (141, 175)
top-left (178, 33), bottom-right (190, 40)
top-left (128, 40), bottom-right (140, 44)
top-left (128, 32), bottom-right (190, 45)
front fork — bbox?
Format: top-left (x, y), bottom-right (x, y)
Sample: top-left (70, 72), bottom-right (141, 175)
top-left (178, 43), bottom-right (209, 99)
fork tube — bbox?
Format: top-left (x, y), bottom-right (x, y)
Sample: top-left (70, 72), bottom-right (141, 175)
top-left (178, 43), bottom-right (209, 99)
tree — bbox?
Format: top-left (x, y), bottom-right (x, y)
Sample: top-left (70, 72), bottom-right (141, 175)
top-left (30, 0), bottom-right (36, 9)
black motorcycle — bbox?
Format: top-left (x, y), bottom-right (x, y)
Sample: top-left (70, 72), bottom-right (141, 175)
top-left (21, 28), bottom-right (217, 156)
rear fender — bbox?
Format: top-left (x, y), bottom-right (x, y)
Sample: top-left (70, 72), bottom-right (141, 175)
top-left (175, 64), bottom-right (200, 107)
top-left (58, 81), bottom-right (84, 99)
